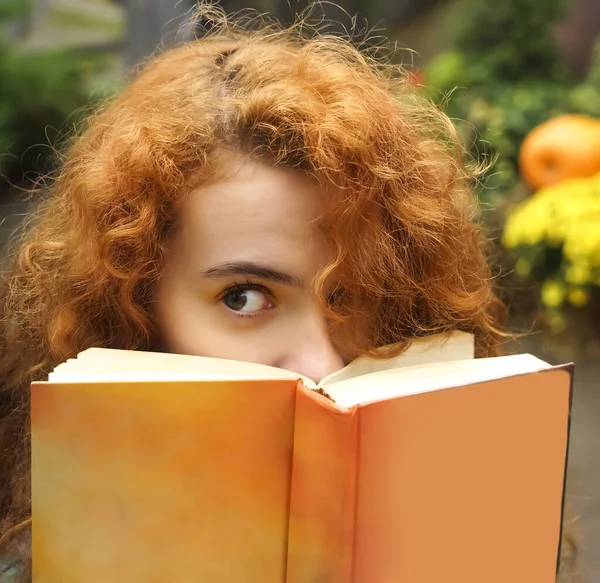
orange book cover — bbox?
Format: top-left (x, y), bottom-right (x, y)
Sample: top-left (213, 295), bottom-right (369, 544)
top-left (287, 366), bottom-right (572, 583)
top-left (31, 347), bottom-right (572, 583)
top-left (31, 378), bottom-right (298, 582)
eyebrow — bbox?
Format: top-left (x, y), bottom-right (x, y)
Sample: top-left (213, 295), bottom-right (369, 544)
top-left (201, 261), bottom-right (303, 287)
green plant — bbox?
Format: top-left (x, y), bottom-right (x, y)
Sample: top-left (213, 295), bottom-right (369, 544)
top-left (0, 1), bottom-right (111, 191)
top-left (453, 0), bottom-right (568, 84)
top-left (423, 0), bottom-right (574, 201)
top-left (0, 50), bottom-right (96, 182)
top-left (569, 38), bottom-right (600, 117)
top-left (420, 0), bottom-right (600, 328)
top-left (0, 0), bottom-right (30, 22)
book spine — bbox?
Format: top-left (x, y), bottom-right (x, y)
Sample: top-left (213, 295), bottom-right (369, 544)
top-left (286, 383), bottom-right (359, 583)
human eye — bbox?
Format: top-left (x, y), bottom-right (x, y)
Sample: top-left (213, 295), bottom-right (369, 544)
top-left (219, 281), bottom-right (275, 318)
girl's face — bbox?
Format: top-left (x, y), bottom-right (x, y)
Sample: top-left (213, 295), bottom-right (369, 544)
top-left (155, 158), bottom-right (345, 383)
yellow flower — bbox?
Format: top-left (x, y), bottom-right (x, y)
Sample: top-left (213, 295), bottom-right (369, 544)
top-left (563, 221), bottom-right (600, 263)
top-left (565, 262), bottom-right (592, 285)
top-left (514, 257), bottom-right (532, 277)
top-left (548, 312), bottom-right (567, 334)
top-left (504, 173), bottom-right (600, 251)
top-left (567, 287), bottom-right (591, 308)
top-left (541, 280), bottom-right (566, 308)
top-left (503, 206), bottom-right (549, 247)
top-left (503, 173), bottom-right (600, 314)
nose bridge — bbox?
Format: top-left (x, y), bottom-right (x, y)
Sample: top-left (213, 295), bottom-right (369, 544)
top-left (278, 308), bottom-right (344, 384)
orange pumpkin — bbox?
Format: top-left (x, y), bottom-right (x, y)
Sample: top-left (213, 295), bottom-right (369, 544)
top-left (519, 114), bottom-right (600, 191)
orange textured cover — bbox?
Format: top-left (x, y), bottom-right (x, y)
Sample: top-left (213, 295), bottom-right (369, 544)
top-left (287, 385), bottom-right (358, 583)
top-left (31, 367), bottom-right (571, 583)
top-left (31, 378), bottom-right (297, 583)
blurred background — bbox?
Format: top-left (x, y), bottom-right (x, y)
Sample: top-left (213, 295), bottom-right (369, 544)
top-left (0, 0), bottom-right (598, 578)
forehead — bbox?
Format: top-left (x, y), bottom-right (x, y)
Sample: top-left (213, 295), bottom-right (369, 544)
top-left (176, 160), bottom-right (329, 273)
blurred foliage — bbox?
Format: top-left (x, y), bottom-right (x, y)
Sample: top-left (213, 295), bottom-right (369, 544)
top-left (0, 0), bottom-right (109, 190)
top-left (423, 0), bottom-right (600, 324)
top-left (453, 0), bottom-right (567, 83)
top-left (424, 0), bottom-right (578, 204)
top-left (570, 40), bottom-right (600, 116)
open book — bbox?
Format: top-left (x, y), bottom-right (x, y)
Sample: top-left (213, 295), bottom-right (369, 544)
top-left (31, 331), bottom-right (572, 583)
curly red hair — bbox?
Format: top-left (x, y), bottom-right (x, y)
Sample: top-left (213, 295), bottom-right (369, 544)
top-left (0, 7), bottom-right (577, 580)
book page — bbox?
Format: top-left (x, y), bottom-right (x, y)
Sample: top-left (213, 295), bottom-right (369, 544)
top-left (319, 330), bottom-right (474, 387)
top-left (49, 349), bottom-right (312, 384)
top-left (326, 354), bottom-right (551, 408)
top-left (48, 331), bottom-right (474, 389)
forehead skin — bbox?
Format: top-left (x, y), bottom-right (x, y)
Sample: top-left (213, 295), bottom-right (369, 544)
top-left (174, 160), bottom-right (329, 285)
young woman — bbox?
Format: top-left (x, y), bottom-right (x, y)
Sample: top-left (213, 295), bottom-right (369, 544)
top-left (0, 7), bottom-right (576, 581)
